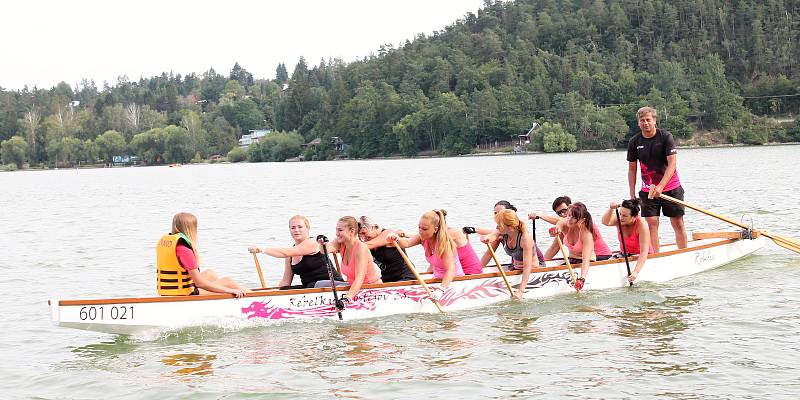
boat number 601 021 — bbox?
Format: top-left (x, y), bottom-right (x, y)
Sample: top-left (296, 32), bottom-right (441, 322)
top-left (79, 306), bottom-right (134, 321)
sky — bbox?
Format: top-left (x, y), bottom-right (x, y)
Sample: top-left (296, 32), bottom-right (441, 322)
top-left (0, 0), bottom-right (487, 91)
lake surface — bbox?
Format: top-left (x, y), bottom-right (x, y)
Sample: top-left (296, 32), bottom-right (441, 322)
top-left (2, 145), bottom-right (799, 399)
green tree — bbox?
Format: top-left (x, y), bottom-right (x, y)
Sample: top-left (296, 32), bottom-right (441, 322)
top-left (163, 125), bottom-right (192, 163)
top-left (541, 122), bottom-right (577, 153)
top-left (95, 130), bottom-right (127, 164)
top-left (227, 146), bottom-right (247, 162)
top-left (79, 139), bottom-right (99, 164)
top-left (692, 54), bottom-right (746, 129)
top-left (230, 62), bottom-right (254, 87)
top-left (221, 98), bottom-right (264, 133)
top-left (180, 111), bottom-right (206, 157)
top-left (205, 116), bottom-right (238, 155)
top-left (46, 136), bottom-right (83, 167)
top-left (1, 136), bottom-right (29, 168)
top-left (275, 63), bottom-right (289, 85)
top-left (263, 131), bottom-right (304, 161)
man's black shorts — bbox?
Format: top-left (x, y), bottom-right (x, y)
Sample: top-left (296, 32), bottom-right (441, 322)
top-left (640, 186), bottom-right (685, 218)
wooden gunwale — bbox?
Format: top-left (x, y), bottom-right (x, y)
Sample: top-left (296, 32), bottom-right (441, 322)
top-left (54, 237), bottom-right (739, 307)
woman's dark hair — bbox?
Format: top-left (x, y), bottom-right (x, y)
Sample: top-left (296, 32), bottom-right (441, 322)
top-left (567, 202), bottom-right (595, 238)
top-left (620, 199), bottom-right (641, 217)
top-left (494, 200), bottom-right (517, 212)
top-left (552, 196), bottom-right (572, 212)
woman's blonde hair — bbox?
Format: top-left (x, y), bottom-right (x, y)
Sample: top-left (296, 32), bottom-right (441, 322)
top-left (172, 212), bottom-right (199, 264)
top-left (289, 215), bottom-right (310, 229)
top-left (338, 216), bottom-right (359, 264)
top-left (357, 215), bottom-right (378, 230)
top-left (494, 209), bottom-right (526, 234)
top-left (421, 209), bottom-right (456, 257)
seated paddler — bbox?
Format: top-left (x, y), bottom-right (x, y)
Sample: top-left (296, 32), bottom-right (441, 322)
top-left (157, 212), bottom-right (246, 297)
top-left (248, 215), bottom-right (345, 289)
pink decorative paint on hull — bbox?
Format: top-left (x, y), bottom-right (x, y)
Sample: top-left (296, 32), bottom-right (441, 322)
top-left (240, 278), bottom-right (510, 320)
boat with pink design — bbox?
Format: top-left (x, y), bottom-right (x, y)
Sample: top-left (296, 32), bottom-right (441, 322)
top-left (49, 231), bottom-right (764, 335)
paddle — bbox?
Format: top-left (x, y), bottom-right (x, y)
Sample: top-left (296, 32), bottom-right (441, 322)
top-left (392, 242), bottom-right (444, 313)
top-left (485, 242), bottom-right (514, 297)
top-left (554, 234), bottom-right (577, 288)
top-left (659, 193), bottom-right (800, 255)
top-left (251, 253), bottom-right (267, 289)
top-left (614, 208), bottom-right (633, 287)
top-left (316, 235), bottom-right (344, 320)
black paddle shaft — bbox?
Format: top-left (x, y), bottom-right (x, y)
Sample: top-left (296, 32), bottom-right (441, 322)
top-left (615, 208), bottom-right (634, 287)
top-left (317, 236), bottom-right (344, 320)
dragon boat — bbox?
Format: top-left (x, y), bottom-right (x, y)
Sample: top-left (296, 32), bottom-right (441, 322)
top-left (49, 231), bottom-right (765, 335)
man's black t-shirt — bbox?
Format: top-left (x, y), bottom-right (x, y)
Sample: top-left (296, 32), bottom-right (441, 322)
top-left (626, 128), bottom-right (680, 190)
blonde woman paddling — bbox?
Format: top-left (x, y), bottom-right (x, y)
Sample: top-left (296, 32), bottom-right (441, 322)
top-left (480, 209), bottom-right (544, 299)
top-left (315, 216), bottom-right (382, 304)
top-left (387, 209), bottom-right (464, 301)
top-left (249, 215), bottom-right (344, 289)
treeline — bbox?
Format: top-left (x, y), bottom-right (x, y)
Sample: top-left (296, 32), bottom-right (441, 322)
top-left (3, 0), bottom-right (800, 169)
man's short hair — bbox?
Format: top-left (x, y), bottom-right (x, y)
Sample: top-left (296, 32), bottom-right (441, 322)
top-left (637, 106), bottom-right (657, 120)
top-left (552, 196), bottom-right (572, 212)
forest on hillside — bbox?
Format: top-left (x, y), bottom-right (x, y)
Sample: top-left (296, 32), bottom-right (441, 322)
top-left (3, 0), bottom-right (800, 169)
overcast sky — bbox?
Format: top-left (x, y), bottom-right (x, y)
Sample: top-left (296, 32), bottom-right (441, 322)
top-left (0, 0), bottom-right (487, 90)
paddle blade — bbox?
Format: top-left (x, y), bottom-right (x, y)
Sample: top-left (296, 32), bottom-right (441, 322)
top-left (773, 237), bottom-right (800, 255)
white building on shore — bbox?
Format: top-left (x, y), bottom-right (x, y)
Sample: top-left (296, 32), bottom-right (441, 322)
top-left (238, 129), bottom-right (271, 147)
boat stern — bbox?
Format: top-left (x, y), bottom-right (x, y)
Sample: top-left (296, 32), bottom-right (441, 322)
top-left (49, 299), bottom-right (61, 327)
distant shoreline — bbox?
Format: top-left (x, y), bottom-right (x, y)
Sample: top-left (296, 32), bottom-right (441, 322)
top-left (5, 142), bottom-right (799, 172)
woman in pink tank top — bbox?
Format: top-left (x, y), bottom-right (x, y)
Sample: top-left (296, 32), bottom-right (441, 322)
top-left (387, 209), bottom-right (464, 291)
top-left (548, 202), bottom-right (610, 290)
top-left (329, 216), bottom-right (382, 301)
top-left (601, 199), bottom-right (652, 284)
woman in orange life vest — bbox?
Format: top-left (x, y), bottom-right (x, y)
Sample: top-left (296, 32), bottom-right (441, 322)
top-left (312, 216), bottom-right (382, 305)
top-left (601, 199), bottom-right (653, 284)
top-left (156, 212), bottom-right (246, 297)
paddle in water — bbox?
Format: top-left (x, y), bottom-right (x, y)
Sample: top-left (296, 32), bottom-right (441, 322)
top-left (614, 208), bottom-right (634, 287)
top-left (317, 235), bottom-right (344, 320)
top-left (485, 241), bottom-right (514, 298)
top-left (391, 241), bottom-right (444, 313)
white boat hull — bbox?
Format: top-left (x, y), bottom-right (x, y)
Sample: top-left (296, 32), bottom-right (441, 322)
top-left (49, 235), bottom-right (765, 335)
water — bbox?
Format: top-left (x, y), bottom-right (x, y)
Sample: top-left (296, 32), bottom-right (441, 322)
top-left (2, 145), bottom-right (799, 399)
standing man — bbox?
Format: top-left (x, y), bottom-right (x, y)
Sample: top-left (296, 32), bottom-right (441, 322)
top-left (627, 106), bottom-right (687, 252)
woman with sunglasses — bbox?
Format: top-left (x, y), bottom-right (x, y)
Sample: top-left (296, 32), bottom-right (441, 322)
top-left (601, 199), bottom-right (653, 283)
top-left (529, 196), bottom-right (571, 261)
top-left (356, 215), bottom-right (416, 282)
top-left (547, 202), bottom-right (612, 290)
top-left (527, 196), bottom-right (572, 225)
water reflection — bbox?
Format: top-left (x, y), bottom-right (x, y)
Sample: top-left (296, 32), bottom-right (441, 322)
top-left (605, 295), bottom-right (708, 376)
top-left (160, 353), bottom-right (216, 378)
top-left (608, 295), bottom-right (700, 343)
top-left (493, 312), bottom-right (542, 344)
top-left (66, 335), bottom-right (141, 371)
